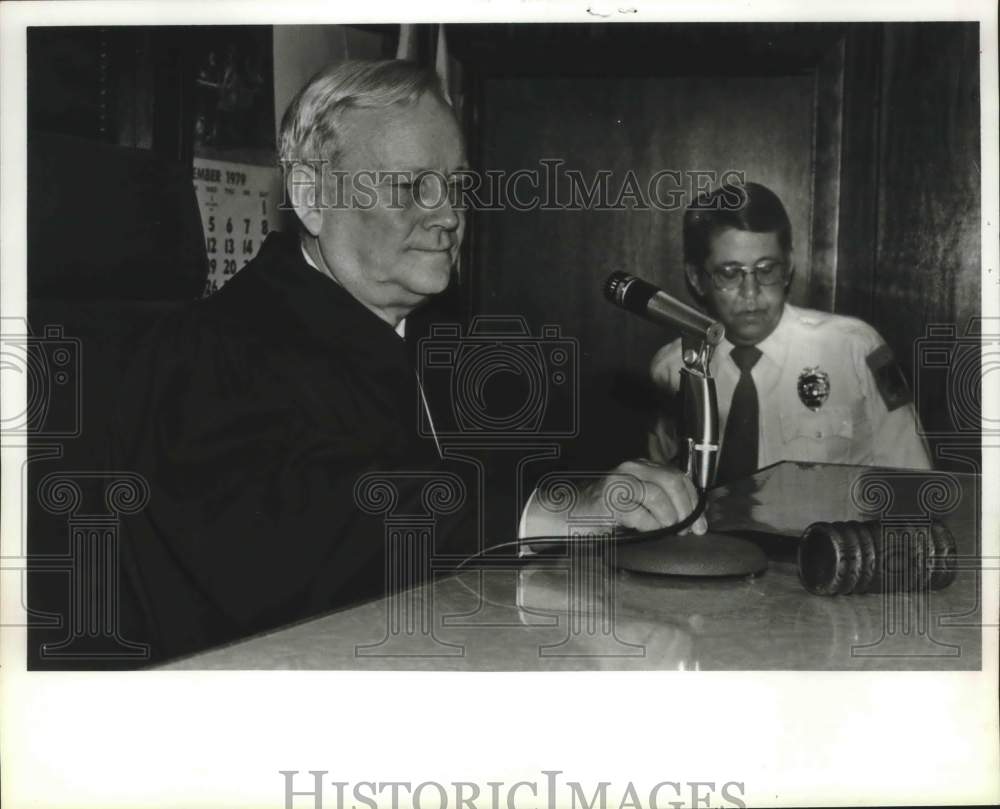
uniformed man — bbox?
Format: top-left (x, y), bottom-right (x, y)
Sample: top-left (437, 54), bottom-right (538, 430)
top-left (648, 182), bottom-right (932, 482)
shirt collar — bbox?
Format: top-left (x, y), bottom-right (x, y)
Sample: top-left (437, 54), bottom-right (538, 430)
top-left (754, 302), bottom-right (793, 365)
top-left (300, 243), bottom-right (406, 340)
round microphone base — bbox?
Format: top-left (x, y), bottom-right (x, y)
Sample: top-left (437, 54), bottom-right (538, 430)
top-left (614, 532), bottom-right (768, 577)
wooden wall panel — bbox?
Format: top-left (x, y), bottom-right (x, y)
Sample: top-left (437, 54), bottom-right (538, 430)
top-left (834, 25), bottom-right (883, 325)
top-left (870, 23), bottom-right (980, 460)
top-left (872, 23), bottom-right (981, 346)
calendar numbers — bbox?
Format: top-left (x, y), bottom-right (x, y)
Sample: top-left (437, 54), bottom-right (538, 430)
top-left (193, 158), bottom-right (277, 296)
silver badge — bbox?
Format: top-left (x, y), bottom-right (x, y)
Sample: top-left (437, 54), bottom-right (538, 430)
top-left (797, 367), bottom-right (830, 411)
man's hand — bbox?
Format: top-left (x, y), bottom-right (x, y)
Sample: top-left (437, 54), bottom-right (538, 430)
top-left (576, 459), bottom-right (707, 535)
top-left (521, 459), bottom-right (707, 540)
top-left (647, 414), bottom-right (679, 466)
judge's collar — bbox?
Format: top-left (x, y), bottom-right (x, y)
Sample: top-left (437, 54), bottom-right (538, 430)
top-left (300, 243), bottom-right (407, 340)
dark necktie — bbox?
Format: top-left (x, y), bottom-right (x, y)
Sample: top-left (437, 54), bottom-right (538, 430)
top-left (716, 344), bottom-right (763, 484)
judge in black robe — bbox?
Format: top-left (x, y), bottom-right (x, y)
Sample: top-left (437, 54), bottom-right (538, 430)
top-left (113, 231), bottom-right (478, 662)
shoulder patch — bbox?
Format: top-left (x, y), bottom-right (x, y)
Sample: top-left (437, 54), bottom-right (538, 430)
top-left (866, 344), bottom-right (912, 412)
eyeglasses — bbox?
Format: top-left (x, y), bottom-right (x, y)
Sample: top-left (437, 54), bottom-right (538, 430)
top-left (706, 260), bottom-right (790, 291)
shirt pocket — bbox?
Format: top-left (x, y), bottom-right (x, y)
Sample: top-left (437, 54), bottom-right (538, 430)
top-left (779, 406), bottom-right (854, 462)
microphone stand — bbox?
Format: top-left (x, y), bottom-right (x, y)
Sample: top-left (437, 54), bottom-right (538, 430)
top-left (679, 339), bottom-right (720, 493)
top-left (604, 272), bottom-right (767, 577)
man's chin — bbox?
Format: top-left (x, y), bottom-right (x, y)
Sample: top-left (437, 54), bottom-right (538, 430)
top-left (406, 266), bottom-right (454, 298)
top-left (726, 317), bottom-right (778, 345)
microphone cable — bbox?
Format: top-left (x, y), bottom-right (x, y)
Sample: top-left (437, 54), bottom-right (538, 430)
top-left (451, 486), bottom-right (709, 575)
top-left (442, 488), bottom-right (710, 612)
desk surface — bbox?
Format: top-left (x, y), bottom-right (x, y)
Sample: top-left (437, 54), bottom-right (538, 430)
top-left (164, 464), bottom-right (983, 671)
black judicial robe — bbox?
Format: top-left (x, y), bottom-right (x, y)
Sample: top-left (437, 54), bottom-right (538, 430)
top-left (113, 232), bottom-right (480, 663)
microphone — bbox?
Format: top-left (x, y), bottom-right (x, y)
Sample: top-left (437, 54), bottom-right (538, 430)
top-left (604, 272), bottom-right (724, 346)
top-left (594, 272), bottom-right (769, 577)
top-left (603, 271), bottom-right (721, 492)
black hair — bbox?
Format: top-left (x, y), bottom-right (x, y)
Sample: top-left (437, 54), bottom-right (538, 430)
top-left (683, 181), bottom-right (792, 269)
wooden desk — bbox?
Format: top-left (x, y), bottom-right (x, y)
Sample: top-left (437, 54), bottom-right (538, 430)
top-left (163, 463), bottom-right (983, 671)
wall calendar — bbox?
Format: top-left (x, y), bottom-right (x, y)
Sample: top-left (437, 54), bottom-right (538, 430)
top-left (192, 157), bottom-right (280, 296)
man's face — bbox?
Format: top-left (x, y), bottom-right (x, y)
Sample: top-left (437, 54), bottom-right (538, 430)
top-left (690, 228), bottom-right (790, 346)
top-left (305, 93), bottom-right (467, 325)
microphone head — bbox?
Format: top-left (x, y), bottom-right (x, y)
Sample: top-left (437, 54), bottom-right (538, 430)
top-left (603, 271), bottom-right (632, 304)
top-left (602, 271), bottom-right (725, 346)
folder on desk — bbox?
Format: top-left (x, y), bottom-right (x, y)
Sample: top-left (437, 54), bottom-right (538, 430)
top-left (705, 461), bottom-right (976, 541)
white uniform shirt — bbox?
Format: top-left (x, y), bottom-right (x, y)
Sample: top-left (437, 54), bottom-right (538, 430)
top-left (650, 303), bottom-right (932, 470)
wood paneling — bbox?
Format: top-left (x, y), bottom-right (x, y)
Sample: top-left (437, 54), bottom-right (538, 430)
top-left (834, 25), bottom-right (883, 324)
top-left (873, 24), bottom-right (981, 357)
top-left (835, 23), bottom-right (981, 466)
top-left (808, 35), bottom-right (847, 311)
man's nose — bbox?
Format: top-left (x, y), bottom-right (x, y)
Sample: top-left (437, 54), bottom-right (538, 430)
top-left (427, 198), bottom-right (460, 230)
top-left (738, 269), bottom-right (761, 297)
top-left (422, 175), bottom-right (460, 231)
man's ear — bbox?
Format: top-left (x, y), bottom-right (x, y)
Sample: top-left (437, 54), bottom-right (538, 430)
top-left (784, 262), bottom-right (796, 294)
top-left (685, 262), bottom-right (707, 299)
top-left (285, 161), bottom-right (324, 237)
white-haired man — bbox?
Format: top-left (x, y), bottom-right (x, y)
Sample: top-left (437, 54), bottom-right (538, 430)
top-left (114, 60), bottom-right (702, 663)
